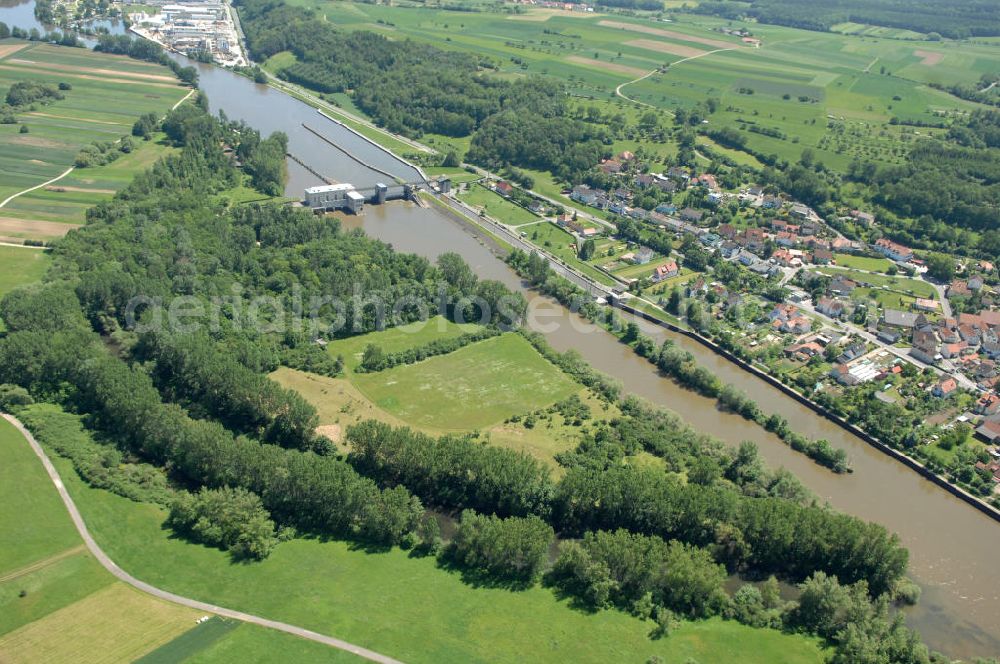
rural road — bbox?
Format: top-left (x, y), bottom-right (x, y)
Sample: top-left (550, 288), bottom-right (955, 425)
top-left (0, 167), bottom-right (75, 209)
top-left (615, 47), bottom-right (737, 111)
top-left (3, 413), bottom-right (404, 664)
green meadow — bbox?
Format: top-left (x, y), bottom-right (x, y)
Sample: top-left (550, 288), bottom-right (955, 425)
top-left (328, 315), bottom-right (483, 371)
top-left (458, 183), bottom-right (542, 226)
top-left (0, 40), bottom-right (188, 239)
top-left (351, 332), bottom-right (579, 430)
top-left (24, 408), bottom-right (826, 664)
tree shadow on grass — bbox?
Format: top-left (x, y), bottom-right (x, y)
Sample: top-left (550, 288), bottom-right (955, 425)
top-left (434, 554), bottom-right (537, 592)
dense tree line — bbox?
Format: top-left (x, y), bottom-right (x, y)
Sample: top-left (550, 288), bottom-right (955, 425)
top-left (550, 529), bottom-right (728, 618)
top-left (693, 0), bottom-right (1000, 38)
top-left (357, 327), bottom-right (501, 373)
top-left (444, 510), bottom-right (554, 584)
top-left (136, 331), bottom-right (325, 453)
top-left (553, 465), bottom-right (908, 595)
top-left (346, 420), bottom-right (553, 518)
top-left (167, 486), bottom-right (279, 560)
top-left (847, 110), bottom-right (1000, 259)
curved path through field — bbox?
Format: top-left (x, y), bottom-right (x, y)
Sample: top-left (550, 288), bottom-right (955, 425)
top-left (615, 47), bottom-right (737, 112)
top-left (0, 167), bottom-right (75, 209)
top-left (2, 413), bottom-right (404, 664)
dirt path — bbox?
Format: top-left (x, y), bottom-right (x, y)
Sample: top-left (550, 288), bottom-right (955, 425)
top-left (0, 545), bottom-right (87, 583)
top-left (0, 167), bottom-right (76, 210)
top-left (2, 413), bottom-right (404, 664)
top-left (615, 47), bottom-right (737, 111)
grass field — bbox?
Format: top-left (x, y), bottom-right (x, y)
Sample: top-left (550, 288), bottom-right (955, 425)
top-left (327, 315), bottom-right (483, 371)
top-left (458, 183), bottom-right (541, 226)
top-left (0, 40), bottom-right (188, 239)
top-left (0, 584), bottom-right (201, 663)
top-left (816, 265), bottom-right (937, 298)
top-left (41, 433), bottom-right (826, 664)
top-left (135, 617), bottom-right (240, 664)
top-left (351, 333), bottom-right (578, 430)
top-left (1, 410), bottom-right (357, 662)
top-left (832, 252), bottom-right (894, 272)
top-left (0, 246), bottom-right (49, 299)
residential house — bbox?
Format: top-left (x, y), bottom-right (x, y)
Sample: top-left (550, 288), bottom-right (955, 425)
top-left (666, 166), bottom-right (690, 183)
top-left (975, 393), bottom-right (1000, 416)
top-left (812, 248), bottom-right (834, 265)
top-left (495, 181), bottom-right (514, 197)
top-left (696, 173), bottom-right (719, 191)
top-left (634, 247), bottom-right (655, 265)
top-left (570, 185), bottom-right (598, 206)
top-left (775, 231), bottom-right (797, 247)
top-left (851, 210), bottom-right (876, 225)
top-left (948, 280), bottom-right (971, 298)
top-left (785, 341), bottom-right (824, 360)
top-left (941, 342), bottom-right (969, 359)
top-left (975, 418), bottom-right (1000, 444)
top-left (913, 298), bottom-right (940, 312)
top-left (686, 277), bottom-right (708, 297)
top-left (830, 277), bottom-right (857, 297)
top-left (772, 248), bottom-right (798, 267)
top-left (720, 241), bottom-right (740, 259)
top-left (882, 309), bottom-right (922, 330)
top-left (651, 260), bottom-right (679, 283)
top-left (837, 341), bottom-right (867, 363)
top-left (679, 207), bottom-right (704, 223)
top-left (874, 238), bottom-right (914, 262)
top-left (791, 204), bottom-right (812, 220)
top-left (655, 203), bottom-right (678, 215)
top-left (599, 159), bottom-right (623, 175)
top-left (816, 297), bottom-right (847, 319)
top-left (932, 377), bottom-right (958, 398)
top-left (707, 192), bottom-right (723, 206)
top-left (911, 329), bottom-right (939, 363)
top-left (761, 195), bottom-right (783, 209)
top-left (718, 223), bottom-right (738, 240)
top-left (878, 329), bottom-right (902, 344)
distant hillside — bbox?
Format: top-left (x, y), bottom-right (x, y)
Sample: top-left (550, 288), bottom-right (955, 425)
top-left (692, 0), bottom-right (1000, 39)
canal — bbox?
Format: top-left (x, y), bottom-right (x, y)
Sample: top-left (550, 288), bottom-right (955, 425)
top-left (2, 0), bottom-right (998, 655)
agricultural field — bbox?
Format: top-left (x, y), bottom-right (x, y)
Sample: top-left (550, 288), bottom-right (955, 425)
top-left (36, 432), bottom-right (827, 664)
top-left (0, 40), bottom-right (189, 241)
top-left (275, 2), bottom-right (999, 175)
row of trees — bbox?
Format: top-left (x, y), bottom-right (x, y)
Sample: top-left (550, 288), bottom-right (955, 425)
top-left (136, 331), bottom-right (325, 453)
top-left (347, 421), bottom-right (553, 518)
top-left (357, 327), bottom-right (501, 373)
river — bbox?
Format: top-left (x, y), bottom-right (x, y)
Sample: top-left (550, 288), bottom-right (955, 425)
top-left (2, 1), bottom-right (998, 656)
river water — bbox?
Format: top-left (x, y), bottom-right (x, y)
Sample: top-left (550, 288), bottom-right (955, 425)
top-left (3, 1), bottom-right (998, 656)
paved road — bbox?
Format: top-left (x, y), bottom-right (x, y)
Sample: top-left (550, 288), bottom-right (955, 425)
top-left (3, 413), bottom-right (404, 664)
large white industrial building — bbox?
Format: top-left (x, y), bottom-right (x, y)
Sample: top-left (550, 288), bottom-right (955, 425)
top-left (305, 183), bottom-right (365, 214)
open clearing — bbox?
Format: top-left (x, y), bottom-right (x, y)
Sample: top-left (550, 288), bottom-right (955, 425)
top-left (0, 245), bottom-right (49, 300)
top-left (351, 333), bottom-right (578, 430)
top-left (597, 19), bottom-right (736, 49)
top-left (327, 315), bottom-right (482, 371)
top-left (0, 42), bottom-right (29, 59)
top-left (0, 584), bottom-right (200, 664)
top-left (624, 38), bottom-right (706, 58)
top-left (0, 217), bottom-right (80, 241)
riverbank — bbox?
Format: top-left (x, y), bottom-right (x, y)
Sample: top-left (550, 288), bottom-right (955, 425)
top-left (615, 300), bottom-right (1000, 524)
